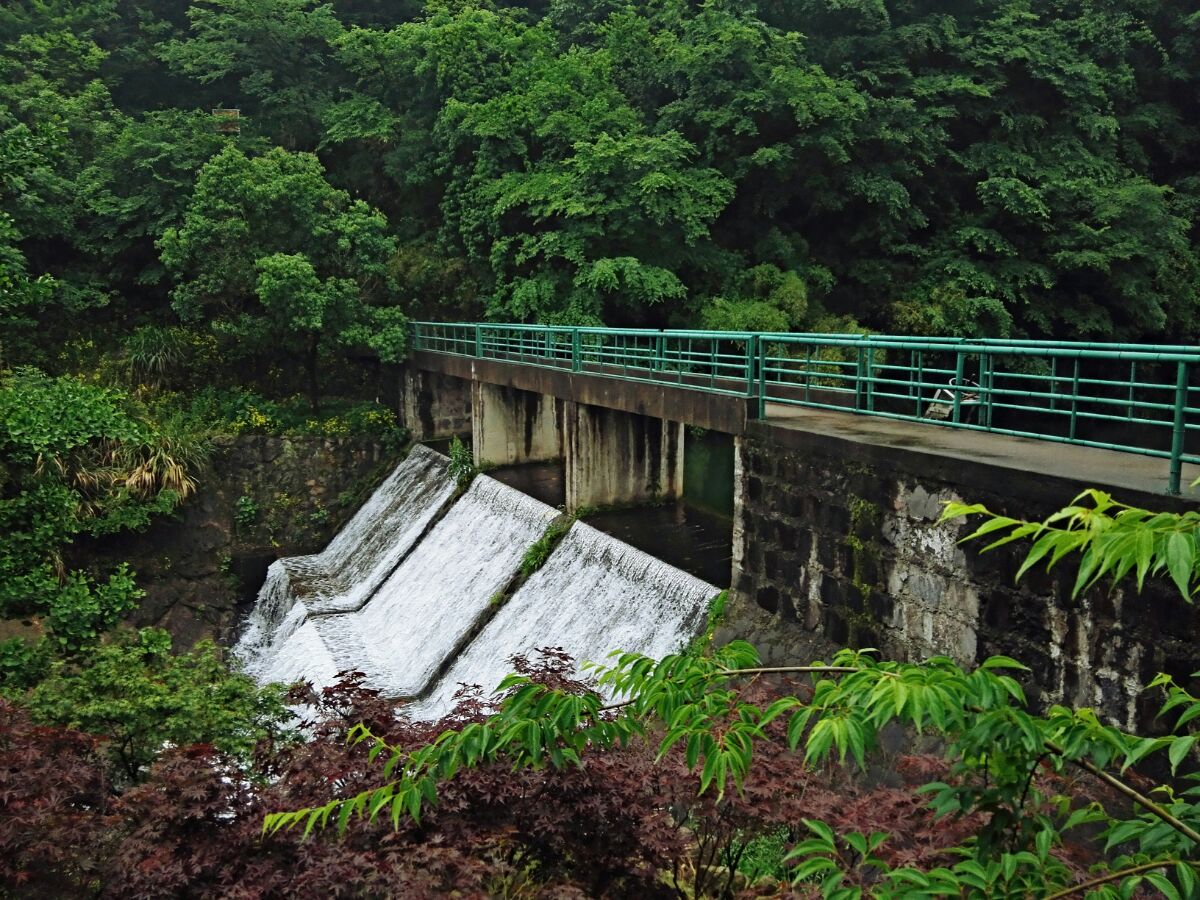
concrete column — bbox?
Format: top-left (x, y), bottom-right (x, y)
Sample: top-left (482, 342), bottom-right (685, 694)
top-left (470, 382), bottom-right (561, 467)
top-left (730, 434), bottom-right (749, 595)
top-left (564, 401), bottom-right (684, 511)
top-left (399, 366), bottom-right (472, 441)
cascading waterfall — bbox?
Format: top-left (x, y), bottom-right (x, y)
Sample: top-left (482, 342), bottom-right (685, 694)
top-left (233, 444), bottom-right (456, 684)
top-left (311, 476), bottom-right (559, 696)
top-left (408, 521), bottom-right (717, 720)
top-left (235, 444), bottom-right (718, 721)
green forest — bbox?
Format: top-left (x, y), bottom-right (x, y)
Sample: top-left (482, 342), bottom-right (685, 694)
top-left (5, 1), bottom-right (1200, 897)
top-left (5, 0), bottom-right (1200, 367)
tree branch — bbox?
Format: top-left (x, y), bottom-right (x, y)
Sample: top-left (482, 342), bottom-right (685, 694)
top-left (1044, 859), bottom-right (1183, 899)
top-left (594, 665), bottom-right (895, 713)
top-left (1045, 739), bottom-right (1200, 846)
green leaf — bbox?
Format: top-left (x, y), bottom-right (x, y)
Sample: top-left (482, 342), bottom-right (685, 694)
top-left (1168, 734), bottom-right (1197, 774)
top-left (1166, 531), bottom-right (1195, 598)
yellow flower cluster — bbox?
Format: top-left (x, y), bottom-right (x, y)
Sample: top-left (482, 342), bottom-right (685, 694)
top-left (359, 408), bottom-right (396, 427)
top-left (303, 416), bottom-right (351, 436)
top-left (229, 406), bottom-right (277, 433)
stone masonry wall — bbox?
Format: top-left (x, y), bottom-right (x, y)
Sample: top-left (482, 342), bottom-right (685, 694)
top-left (727, 429), bottom-right (1200, 731)
top-left (81, 434), bottom-right (392, 649)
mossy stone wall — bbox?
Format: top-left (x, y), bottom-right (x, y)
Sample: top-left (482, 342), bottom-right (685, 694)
top-left (727, 432), bottom-right (1200, 731)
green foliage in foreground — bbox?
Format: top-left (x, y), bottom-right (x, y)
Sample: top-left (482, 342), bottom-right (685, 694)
top-left (267, 640), bottom-right (1200, 897)
top-left (267, 485), bottom-right (1200, 897)
top-left (19, 627), bottom-right (290, 782)
top-left (945, 488), bottom-right (1200, 600)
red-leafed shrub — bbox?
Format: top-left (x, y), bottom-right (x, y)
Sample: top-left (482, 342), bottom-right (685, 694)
top-left (0, 700), bottom-right (115, 897)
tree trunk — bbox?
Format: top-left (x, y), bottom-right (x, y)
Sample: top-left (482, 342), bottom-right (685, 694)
top-left (307, 333), bottom-right (320, 414)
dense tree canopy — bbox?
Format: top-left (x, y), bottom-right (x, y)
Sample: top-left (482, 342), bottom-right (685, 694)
top-left (0, 0), bottom-right (1197, 365)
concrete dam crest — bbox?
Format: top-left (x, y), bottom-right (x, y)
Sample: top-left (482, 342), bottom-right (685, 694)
top-left (234, 444), bottom-right (719, 717)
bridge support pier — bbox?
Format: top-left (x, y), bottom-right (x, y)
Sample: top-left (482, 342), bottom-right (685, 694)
top-left (470, 382), bottom-right (561, 467)
top-left (564, 402), bottom-right (684, 511)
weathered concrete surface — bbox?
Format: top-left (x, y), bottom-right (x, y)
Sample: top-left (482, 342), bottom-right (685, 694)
top-left (729, 421), bottom-right (1200, 730)
top-left (400, 365), bottom-right (472, 440)
top-left (412, 350), bottom-right (750, 435)
top-left (763, 405), bottom-right (1200, 503)
top-left (471, 382), bottom-right (561, 467)
top-left (564, 401), bottom-right (684, 511)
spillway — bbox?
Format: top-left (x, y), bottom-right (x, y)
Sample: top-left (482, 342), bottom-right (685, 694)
top-left (409, 521), bottom-right (717, 720)
top-left (235, 444), bottom-right (718, 720)
top-left (311, 476), bottom-right (559, 696)
top-left (233, 444), bottom-right (456, 685)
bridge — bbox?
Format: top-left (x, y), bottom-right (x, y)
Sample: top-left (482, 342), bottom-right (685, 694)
top-left (399, 322), bottom-right (1200, 729)
top-left (407, 321), bottom-right (1200, 495)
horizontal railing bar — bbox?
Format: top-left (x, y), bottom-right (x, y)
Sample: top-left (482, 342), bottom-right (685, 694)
top-left (415, 321), bottom-right (1200, 355)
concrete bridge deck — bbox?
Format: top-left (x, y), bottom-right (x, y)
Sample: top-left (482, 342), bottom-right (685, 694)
top-left (762, 404), bottom-right (1200, 507)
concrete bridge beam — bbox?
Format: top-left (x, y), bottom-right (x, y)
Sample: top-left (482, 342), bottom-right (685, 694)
top-left (564, 401), bottom-right (684, 511)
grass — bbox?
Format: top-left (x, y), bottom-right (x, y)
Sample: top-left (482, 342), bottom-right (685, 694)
top-left (519, 516), bottom-right (574, 578)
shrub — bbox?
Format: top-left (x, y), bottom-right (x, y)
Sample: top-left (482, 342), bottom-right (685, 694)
top-left (22, 627), bottom-right (291, 782)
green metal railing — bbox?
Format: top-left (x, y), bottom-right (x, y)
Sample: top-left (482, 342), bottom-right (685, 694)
top-left (410, 322), bottom-right (1200, 494)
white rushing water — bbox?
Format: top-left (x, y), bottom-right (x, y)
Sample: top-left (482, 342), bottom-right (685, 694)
top-left (233, 444), bottom-right (456, 685)
top-left (408, 520), bottom-right (717, 720)
top-left (312, 476), bottom-right (559, 696)
top-left (236, 445), bottom-right (717, 719)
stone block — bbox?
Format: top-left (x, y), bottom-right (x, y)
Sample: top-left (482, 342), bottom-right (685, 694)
top-left (756, 586), bottom-right (780, 614)
top-left (747, 476), bottom-right (764, 501)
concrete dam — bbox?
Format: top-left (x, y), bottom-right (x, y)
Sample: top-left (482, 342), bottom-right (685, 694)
top-left (234, 445), bottom-right (719, 717)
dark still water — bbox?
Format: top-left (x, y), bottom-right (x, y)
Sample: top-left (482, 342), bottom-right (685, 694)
top-left (489, 461), bottom-right (732, 587)
top-left (490, 461), bottom-right (566, 508)
top-left (585, 503), bottom-right (732, 588)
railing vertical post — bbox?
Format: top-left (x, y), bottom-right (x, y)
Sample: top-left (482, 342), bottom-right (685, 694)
top-left (571, 328), bottom-right (581, 373)
top-left (1128, 361), bottom-right (1136, 420)
top-left (865, 347), bottom-right (876, 412)
top-left (655, 333), bottom-right (665, 372)
top-left (474, 323), bottom-right (482, 358)
top-left (952, 352), bottom-right (965, 424)
top-left (745, 334), bottom-right (758, 397)
top-left (854, 348), bottom-right (864, 410)
top-left (983, 352), bottom-right (995, 430)
top-left (1168, 361), bottom-right (1188, 495)
top-left (1069, 358), bottom-right (1080, 440)
top-left (756, 339), bottom-right (767, 419)
top-left (804, 345), bottom-right (812, 403)
top-left (915, 351), bottom-right (923, 416)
